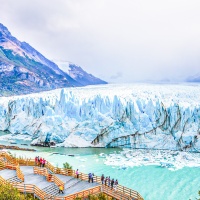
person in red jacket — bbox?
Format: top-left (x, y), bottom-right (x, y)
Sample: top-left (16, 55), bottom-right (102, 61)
top-left (40, 157), bottom-right (43, 167)
top-left (42, 158), bottom-right (46, 167)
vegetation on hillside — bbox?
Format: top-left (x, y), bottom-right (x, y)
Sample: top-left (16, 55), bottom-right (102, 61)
top-left (74, 193), bottom-right (110, 200)
top-left (0, 183), bottom-right (37, 200)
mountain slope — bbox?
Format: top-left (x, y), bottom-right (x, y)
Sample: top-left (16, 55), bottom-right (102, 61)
top-left (56, 62), bottom-right (107, 86)
top-left (0, 23), bottom-right (107, 96)
top-left (186, 73), bottom-right (200, 82)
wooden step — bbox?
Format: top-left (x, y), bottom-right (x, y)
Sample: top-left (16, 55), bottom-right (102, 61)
top-left (42, 184), bottom-right (59, 196)
top-left (7, 175), bottom-right (22, 183)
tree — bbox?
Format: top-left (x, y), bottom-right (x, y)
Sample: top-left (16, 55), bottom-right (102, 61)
top-left (0, 183), bottom-right (36, 200)
top-left (63, 162), bottom-right (72, 169)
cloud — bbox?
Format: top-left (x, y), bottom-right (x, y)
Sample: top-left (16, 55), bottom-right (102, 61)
top-left (0, 0), bottom-right (200, 83)
top-left (110, 72), bottom-right (123, 80)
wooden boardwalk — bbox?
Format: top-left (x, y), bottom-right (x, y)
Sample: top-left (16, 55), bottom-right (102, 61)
top-left (0, 151), bottom-right (143, 200)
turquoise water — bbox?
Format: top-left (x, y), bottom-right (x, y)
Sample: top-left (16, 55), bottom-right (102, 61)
top-left (0, 131), bottom-right (199, 200)
top-left (3, 146), bottom-right (199, 200)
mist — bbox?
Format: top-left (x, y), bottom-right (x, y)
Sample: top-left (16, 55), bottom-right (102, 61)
top-left (1, 0), bottom-right (200, 82)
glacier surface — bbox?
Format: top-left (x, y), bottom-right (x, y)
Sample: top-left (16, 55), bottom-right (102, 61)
top-left (0, 83), bottom-right (200, 151)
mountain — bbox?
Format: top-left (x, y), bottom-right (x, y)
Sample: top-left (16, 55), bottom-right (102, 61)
top-left (0, 23), bottom-right (107, 96)
top-left (56, 61), bottom-right (107, 86)
top-left (186, 73), bottom-right (200, 82)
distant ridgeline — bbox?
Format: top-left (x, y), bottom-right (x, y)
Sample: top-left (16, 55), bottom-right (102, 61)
top-left (0, 23), bottom-right (107, 96)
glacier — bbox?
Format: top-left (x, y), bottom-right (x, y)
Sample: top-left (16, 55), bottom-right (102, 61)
top-left (0, 83), bottom-right (200, 151)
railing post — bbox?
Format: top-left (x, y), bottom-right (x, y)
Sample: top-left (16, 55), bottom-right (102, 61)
top-left (33, 185), bottom-right (35, 199)
top-left (24, 184), bottom-right (26, 195)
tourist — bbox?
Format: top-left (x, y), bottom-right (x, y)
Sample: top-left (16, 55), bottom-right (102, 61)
top-left (40, 157), bottom-right (43, 167)
top-left (111, 178), bottom-right (114, 189)
top-left (88, 172), bottom-right (92, 183)
top-left (108, 176), bottom-right (111, 187)
top-left (35, 156), bottom-right (38, 166)
top-left (92, 173), bottom-right (94, 183)
top-left (58, 185), bottom-right (64, 194)
top-left (42, 158), bottom-right (46, 167)
top-left (76, 169), bottom-right (79, 179)
top-left (105, 177), bottom-right (108, 186)
top-left (37, 156), bottom-right (40, 166)
top-left (114, 179), bottom-right (118, 191)
top-left (101, 174), bottom-right (105, 184)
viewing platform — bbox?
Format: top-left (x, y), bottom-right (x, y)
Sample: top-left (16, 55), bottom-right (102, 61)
top-left (0, 151), bottom-right (143, 200)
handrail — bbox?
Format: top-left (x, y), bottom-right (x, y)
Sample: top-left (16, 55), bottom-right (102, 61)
top-left (16, 164), bottom-right (24, 182)
top-left (0, 160), bottom-right (6, 170)
top-left (12, 182), bottom-right (52, 199)
top-left (0, 151), bottom-right (144, 200)
top-left (34, 166), bottom-right (65, 189)
top-left (0, 175), bottom-right (7, 184)
top-left (0, 175), bottom-right (52, 200)
top-left (52, 174), bottom-right (65, 190)
top-left (54, 185), bottom-right (102, 200)
top-left (33, 166), bottom-right (48, 176)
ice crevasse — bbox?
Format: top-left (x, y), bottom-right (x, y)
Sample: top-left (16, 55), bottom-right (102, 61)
top-left (0, 84), bottom-right (200, 151)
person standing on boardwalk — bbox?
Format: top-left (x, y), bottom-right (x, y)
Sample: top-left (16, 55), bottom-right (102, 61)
top-left (76, 169), bottom-right (79, 178)
top-left (88, 172), bottom-right (91, 183)
top-left (105, 177), bottom-right (108, 186)
top-left (101, 174), bottom-right (105, 184)
top-left (108, 176), bottom-right (111, 187)
top-left (114, 179), bottom-right (118, 191)
top-left (35, 156), bottom-right (38, 166)
top-left (92, 173), bottom-right (95, 183)
top-left (39, 157), bottom-right (43, 167)
top-left (58, 185), bottom-right (64, 194)
top-left (111, 178), bottom-right (114, 189)
top-left (42, 158), bottom-right (46, 167)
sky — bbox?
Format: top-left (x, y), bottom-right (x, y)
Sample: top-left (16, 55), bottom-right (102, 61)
top-left (1, 0), bottom-right (200, 83)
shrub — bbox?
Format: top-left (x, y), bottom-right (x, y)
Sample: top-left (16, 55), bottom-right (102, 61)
top-left (74, 197), bottom-right (82, 200)
top-left (0, 183), bottom-right (36, 200)
top-left (63, 162), bottom-right (72, 169)
top-left (88, 193), bottom-right (108, 200)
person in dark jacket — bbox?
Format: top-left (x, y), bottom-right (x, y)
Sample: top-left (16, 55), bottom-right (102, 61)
top-left (101, 174), bottom-right (105, 184)
top-left (111, 178), bottom-right (114, 189)
top-left (88, 173), bottom-right (92, 183)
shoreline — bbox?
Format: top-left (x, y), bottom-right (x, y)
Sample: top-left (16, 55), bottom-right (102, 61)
top-left (0, 144), bottom-right (36, 151)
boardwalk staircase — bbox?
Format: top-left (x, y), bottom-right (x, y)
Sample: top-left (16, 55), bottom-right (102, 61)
top-left (0, 151), bottom-right (144, 200)
top-left (42, 184), bottom-right (59, 197)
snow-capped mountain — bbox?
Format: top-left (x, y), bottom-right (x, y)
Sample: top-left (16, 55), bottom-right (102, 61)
top-left (0, 83), bottom-right (200, 151)
top-left (0, 23), bottom-right (107, 96)
top-left (55, 61), bottom-right (107, 86)
top-left (186, 73), bottom-right (200, 82)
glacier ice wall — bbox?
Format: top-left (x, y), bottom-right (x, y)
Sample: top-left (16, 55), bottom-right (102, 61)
top-left (0, 84), bottom-right (200, 151)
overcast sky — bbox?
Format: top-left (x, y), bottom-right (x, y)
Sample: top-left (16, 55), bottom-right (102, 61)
top-left (1, 0), bottom-right (200, 83)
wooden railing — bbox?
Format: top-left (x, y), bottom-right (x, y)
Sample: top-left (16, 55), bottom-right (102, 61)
top-left (12, 183), bottom-right (53, 200)
top-left (102, 185), bottom-right (143, 200)
top-left (34, 166), bottom-right (65, 189)
top-left (0, 151), bottom-right (144, 200)
top-left (33, 166), bottom-right (48, 176)
top-left (52, 174), bottom-right (65, 190)
top-left (0, 175), bottom-right (52, 200)
top-left (0, 160), bottom-right (5, 170)
top-left (16, 164), bottom-right (24, 182)
top-left (54, 185), bottom-right (102, 200)
top-left (0, 175), bottom-right (7, 184)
